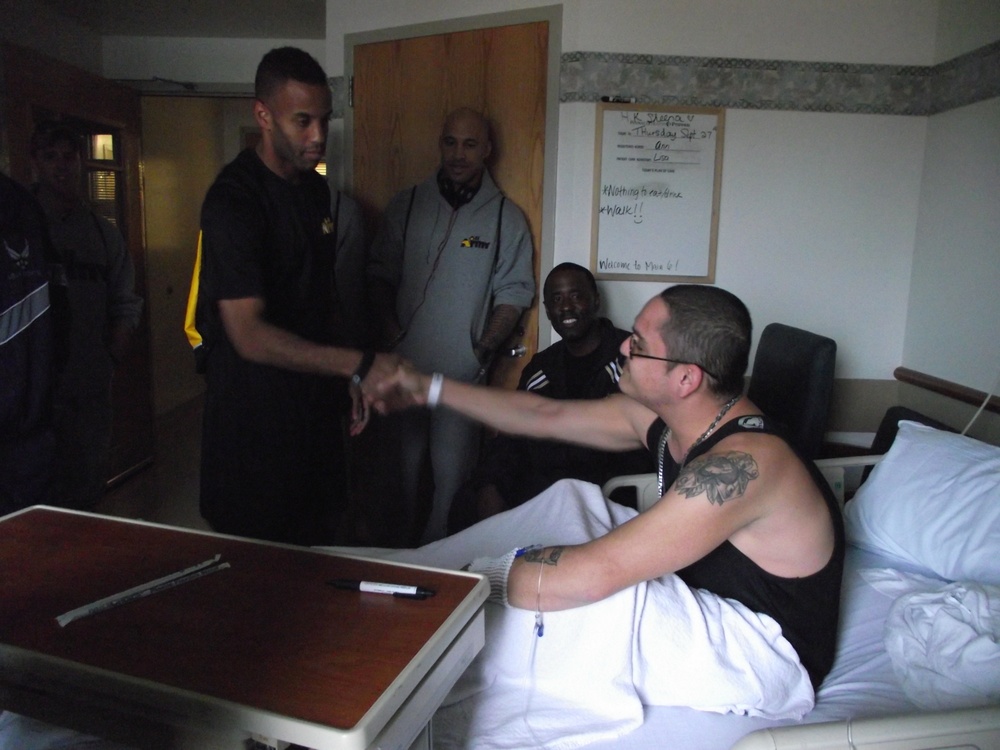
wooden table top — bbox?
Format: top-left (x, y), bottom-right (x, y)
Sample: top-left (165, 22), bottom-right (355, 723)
top-left (0, 507), bottom-right (484, 734)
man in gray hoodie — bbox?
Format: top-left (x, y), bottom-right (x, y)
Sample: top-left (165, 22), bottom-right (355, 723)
top-left (367, 108), bottom-right (535, 544)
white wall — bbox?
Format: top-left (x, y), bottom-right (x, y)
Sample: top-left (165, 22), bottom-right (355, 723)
top-left (325, 0), bottom-right (939, 70)
top-left (905, 98), bottom-right (1000, 392)
top-left (567, 0), bottom-right (938, 64)
top-left (901, 2), bottom-right (1000, 395)
top-left (102, 37), bottom-right (326, 83)
top-left (934, 0), bottom-right (1000, 61)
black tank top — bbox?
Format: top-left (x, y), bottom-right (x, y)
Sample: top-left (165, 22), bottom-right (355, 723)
top-left (646, 415), bottom-right (845, 689)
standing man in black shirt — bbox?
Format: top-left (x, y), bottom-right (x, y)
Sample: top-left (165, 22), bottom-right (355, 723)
top-left (197, 47), bottom-right (396, 544)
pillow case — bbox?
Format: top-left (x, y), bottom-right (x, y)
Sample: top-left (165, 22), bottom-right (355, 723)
top-left (844, 420), bottom-right (1000, 584)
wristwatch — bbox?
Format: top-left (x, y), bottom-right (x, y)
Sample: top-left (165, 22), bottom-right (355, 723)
top-left (351, 350), bottom-right (375, 388)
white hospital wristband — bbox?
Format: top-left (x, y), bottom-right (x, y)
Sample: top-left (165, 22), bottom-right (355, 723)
top-left (427, 372), bottom-right (444, 409)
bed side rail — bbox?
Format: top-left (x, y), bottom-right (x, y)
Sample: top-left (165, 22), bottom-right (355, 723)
top-left (731, 705), bottom-right (1000, 750)
top-left (814, 455), bottom-right (883, 507)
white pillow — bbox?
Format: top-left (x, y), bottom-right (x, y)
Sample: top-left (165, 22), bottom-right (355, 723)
top-left (844, 420), bottom-right (1000, 584)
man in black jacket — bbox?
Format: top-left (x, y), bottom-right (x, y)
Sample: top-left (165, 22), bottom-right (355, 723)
top-left (0, 172), bottom-right (62, 514)
top-left (448, 262), bottom-right (653, 532)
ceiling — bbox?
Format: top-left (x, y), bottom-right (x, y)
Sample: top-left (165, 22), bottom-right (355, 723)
top-left (37, 0), bottom-right (325, 39)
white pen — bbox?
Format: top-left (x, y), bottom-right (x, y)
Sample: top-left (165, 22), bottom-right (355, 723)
top-left (327, 579), bottom-right (436, 599)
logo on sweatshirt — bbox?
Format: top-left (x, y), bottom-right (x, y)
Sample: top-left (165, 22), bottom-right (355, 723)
top-left (5, 239), bottom-right (30, 271)
top-left (460, 236), bottom-right (491, 249)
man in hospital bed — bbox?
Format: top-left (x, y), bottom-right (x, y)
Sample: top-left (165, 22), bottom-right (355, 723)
top-left (370, 284), bottom-right (845, 747)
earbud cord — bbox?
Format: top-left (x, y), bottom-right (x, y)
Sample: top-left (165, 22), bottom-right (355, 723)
top-left (961, 364), bottom-right (1000, 435)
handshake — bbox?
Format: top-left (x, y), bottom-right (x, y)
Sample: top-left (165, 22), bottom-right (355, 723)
top-left (347, 353), bottom-right (441, 434)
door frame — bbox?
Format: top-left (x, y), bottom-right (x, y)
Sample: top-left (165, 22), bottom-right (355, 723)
top-left (343, 4), bottom-right (562, 349)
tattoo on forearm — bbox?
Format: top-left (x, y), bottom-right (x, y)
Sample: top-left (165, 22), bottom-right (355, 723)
top-left (675, 452), bottom-right (759, 506)
top-left (477, 304), bottom-right (522, 353)
top-left (523, 546), bottom-right (564, 565)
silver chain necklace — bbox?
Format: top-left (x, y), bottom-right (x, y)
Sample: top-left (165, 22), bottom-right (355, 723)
top-left (657, 395), bottom-right (741, 498)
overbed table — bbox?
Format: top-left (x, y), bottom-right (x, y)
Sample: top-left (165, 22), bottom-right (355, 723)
top-left (0, 506), bottom-right (488, 749)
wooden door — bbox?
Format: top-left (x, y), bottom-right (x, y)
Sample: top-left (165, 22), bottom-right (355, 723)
top-left (1, 42), bottom-right (154, 486)
top-left (351, 21), bottom-right (548, 389)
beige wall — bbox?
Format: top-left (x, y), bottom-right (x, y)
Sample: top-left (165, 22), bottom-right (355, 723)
top-left (141, 97), bottom-right (229, 415)
top-left (829, 378), bottom-right (999, 447)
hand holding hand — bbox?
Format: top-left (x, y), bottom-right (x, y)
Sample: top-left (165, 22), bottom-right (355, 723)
top-left (369, 359), bottom-right (432, 415)
top-left (361, 352), bottom-right (404, 391)
top-left (348, 385), bottom-right (370, 436)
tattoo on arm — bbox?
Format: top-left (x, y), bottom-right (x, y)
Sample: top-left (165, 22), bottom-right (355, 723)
top-left (675, 452), bottom-right (759, 506)
top-left (522, 546), bottom-right (564, 565)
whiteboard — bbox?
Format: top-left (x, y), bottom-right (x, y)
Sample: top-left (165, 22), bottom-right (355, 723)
top-left (591, 104), bottom-right (724, 282)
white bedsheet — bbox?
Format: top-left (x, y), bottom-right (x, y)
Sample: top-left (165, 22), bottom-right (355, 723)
top-left (863, 569), bottom-right (1000, 710)
top-left (362, 479), bottom-right (814, 749)
top-left (584, 549), bottom-right (929, 750)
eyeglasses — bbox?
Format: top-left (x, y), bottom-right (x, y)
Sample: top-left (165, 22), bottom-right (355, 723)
top-left (626, 338), bottom-right (719, 381)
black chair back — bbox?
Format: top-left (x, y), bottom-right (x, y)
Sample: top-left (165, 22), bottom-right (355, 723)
top-left (747, 323), bottom-right (837, 460)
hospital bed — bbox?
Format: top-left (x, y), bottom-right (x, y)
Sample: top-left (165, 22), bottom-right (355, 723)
top-left (4, 420), bottom-right (995, 750)
top-left (591, 419), bottom-right (1000, 750)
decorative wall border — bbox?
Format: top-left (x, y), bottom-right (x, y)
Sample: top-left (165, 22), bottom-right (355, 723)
top-left (330, 40), bottom-right (996, 118)
top-left (560, 40), bottom-right (1000, 115)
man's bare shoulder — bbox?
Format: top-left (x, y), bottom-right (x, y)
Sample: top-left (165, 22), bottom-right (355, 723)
top-left (670, 430), bottom-right (817, 524)
top-left (674, 448), bottom-right (761, 507)
top-left (691, 430), bottom-right (834, 576)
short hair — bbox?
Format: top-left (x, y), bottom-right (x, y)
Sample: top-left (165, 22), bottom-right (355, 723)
top-left (657, 285), bottom-right (752, 398)
top-left (442, 107), bottom-right (494, 147)
top-left (545, 262), bottom-right (598, 297)
top-left (30, 120), bottom-right (82, 158)
top-left (255, 47), bottom-right (328, 102)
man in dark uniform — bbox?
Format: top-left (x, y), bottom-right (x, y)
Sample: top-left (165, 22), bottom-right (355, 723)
top-left (0, 172), bottom-right (60, 514)
top-left (197, 47), bottom-right (396, 545)
top-left (30, 121), bottom-right (143, 510)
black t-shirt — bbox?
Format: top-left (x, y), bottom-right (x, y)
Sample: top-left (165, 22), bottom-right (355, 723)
top-left (199, 148), bottom-right (343, 406)
top-left (647, 415), bottom-right (845, 689)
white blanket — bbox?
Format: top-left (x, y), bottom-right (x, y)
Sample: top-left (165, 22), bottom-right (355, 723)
top-left (863, 568), bottom-right (1000, 710)
top-left (364, 479), bottom-right (814, 749)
